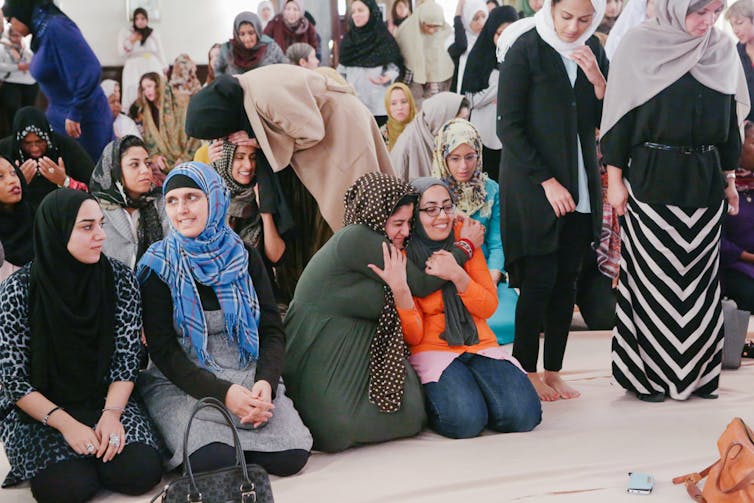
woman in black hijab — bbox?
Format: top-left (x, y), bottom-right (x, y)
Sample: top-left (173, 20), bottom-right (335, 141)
top-left (0, 107), bottom-right (94, 213)
top-left (0, 189), bottom-right (162, 502)
top-left (0, 154), bottom-right (33, 281)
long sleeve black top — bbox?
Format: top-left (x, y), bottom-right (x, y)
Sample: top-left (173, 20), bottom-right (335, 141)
top-left (601, 72), bottom-right (741, 208)
top-left (141, 246), bottom-right (285, 401)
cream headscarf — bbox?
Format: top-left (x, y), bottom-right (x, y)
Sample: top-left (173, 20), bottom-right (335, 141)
top-left (600, 0), bottom-right (750, 138)
top-left (496, 0), bottom-right (606, 62)
top-left (604, 0), bottom-right (650, 60)
top-left (396, 0), bottom-right (455, 84)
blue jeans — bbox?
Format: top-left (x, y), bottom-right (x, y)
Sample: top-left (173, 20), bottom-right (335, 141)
top-left (423, 353), bottom-right (542, 439)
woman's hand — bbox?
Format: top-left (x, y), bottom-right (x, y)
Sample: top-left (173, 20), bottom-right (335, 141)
top-left (227, 130), bottom-right (259, 149)
top-left (607, 169), bottom-right (628, 216)
top-left (490, 269), bottom-right (502, 285)
top-left (570, 46), bottom-right (606, 99)
top-left (456, 0), bottom-right (466, 16)
top-left (226, 383), bottom-right (273, 427)
top-left (37, 156), bottom-right (67, 186)
top-left (368, 242), bottom-right (409, 294)
top-left (541, 178), bottom-right (576, 217)
top-left (128, 31), bottom-right (142, 45)
top-left (95, 410), bottom-right (126, 462)
top-left (17, 62), bottom-right (30, 72)
top-left (425, 250), bottom-right (462, 281)
top-left (239, 380), bottom-right (275, 428)
top-left (457, 214), bottom-right (485, 249)
top-left (60, 418), bottom-right (101, 457)
top-left (65, 119), bottom-right (82, 139)
top-left (208, 140), bottom-right (224, 163)
top-left (725, 180), bottom-right (740, 216)
top-left (17, 159), bottom-right (37, 184)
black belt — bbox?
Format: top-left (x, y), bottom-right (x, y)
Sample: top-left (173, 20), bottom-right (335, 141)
top-left (642, 142), bottom-right (717, 154)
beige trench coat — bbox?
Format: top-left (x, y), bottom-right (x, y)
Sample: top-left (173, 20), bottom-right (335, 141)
top-left (237, 65), bottom-right (394, 231)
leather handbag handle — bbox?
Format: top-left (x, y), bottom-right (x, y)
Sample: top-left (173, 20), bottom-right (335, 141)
top-left (181, 397), bottom-right (253, 500)
top-left (715, 442), bottom-right (754, 495)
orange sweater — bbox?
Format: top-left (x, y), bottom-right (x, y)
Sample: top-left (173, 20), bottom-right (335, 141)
top-left (397, 225), bottom-right (499, 355)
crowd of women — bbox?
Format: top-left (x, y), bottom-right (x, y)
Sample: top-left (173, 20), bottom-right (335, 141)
top-left (0, 0), bottom-right (752, 501)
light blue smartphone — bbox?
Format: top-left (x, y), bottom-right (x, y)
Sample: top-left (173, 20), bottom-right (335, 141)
top-left (627, 472), bottom-right (654, 495)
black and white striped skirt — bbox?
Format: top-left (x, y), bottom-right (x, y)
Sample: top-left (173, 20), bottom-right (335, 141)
top-left (611, 184), bottom-right (725, 400)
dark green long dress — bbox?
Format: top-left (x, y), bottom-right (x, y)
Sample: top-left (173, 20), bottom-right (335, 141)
top-left (284, 224), bottom-right (465, 452)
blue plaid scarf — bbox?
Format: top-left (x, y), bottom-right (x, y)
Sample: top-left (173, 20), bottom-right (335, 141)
top-left (137, 162), bottom-right (260, 369)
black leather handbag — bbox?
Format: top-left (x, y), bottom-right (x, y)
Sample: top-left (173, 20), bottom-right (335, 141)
top-left (150, 397), bottom-right (274, 503)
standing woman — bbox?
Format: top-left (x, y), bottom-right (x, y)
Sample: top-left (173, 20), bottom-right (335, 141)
top-left (257, 1), bottom-right (275, 30)
top-left (118, 8), bottom-right (168, 111)
top-left (0, 25), bottom-right (37, 129)
top-left (3, 0), bottom-right (113, 162)
top-left (447, 0), bottom-right (488, 94)
top-left (263, 0), bottom-right (318, 54)
top-left (727, 0), bottom-right (754, 122)
top-left (603, 0), bottom-right (749, 402)
top-left (380, 82), bottom-right (417, 151)
top-left (0, 189), bottom-right (162, 502)
top-left (388, 0), bottom-right (413, 35)
top-left (137, 163), bottom-right (312, 476)
top-left (396, 1), bottom-right (456, 107)
top-left (461, 5), bottom-right (519, 179)
top-left (89, 136), bottom-right (169, 270)
top-left (214, 12), bottom-right (287, 78)
top-left (337, 0), bottom-right (403, 127)
top-left (497, 0), bottom-right (607, 401)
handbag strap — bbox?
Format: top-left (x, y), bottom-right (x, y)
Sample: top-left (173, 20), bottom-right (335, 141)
top-left (181, 397), bottom-right (254, 501)
top-left (715, 442), bottom-right (754, 495)
top-left (673, 461), bottom-right (717, 502)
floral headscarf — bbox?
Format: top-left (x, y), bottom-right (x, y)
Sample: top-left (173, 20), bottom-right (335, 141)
top-left (169, 54), bottom-right (202, 96)
top-left (431, 118), bottom-right (490, 218)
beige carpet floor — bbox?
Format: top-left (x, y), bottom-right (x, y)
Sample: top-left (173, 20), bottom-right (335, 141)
top-left (1, 331), bottom-right (752, 502)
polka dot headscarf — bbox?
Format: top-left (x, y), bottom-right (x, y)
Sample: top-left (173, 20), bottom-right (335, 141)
top-left (343, 172), bottom-right (417, 413)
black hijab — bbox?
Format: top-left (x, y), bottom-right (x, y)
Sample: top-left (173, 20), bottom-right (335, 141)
top-left (407, 177), bottom-right (478, 347)
top-left (29, 189), bottom-right (116, 419)
top-left (0, 155), bottom-right (34, 267)
top-left (461, 5), bottom-right (519, 94)
top-left (132, 7), bottom-right (153, 45)
top-left (3, 0), bottom-right (64, 51)
top-left (89, 136), bottom-right (164, 263)
top-left (11, 106), bottom-right (60, 163)
top-left (339, 0), bottom-right (403, 68)
top-left (186, 75), bottom-right (295, 237)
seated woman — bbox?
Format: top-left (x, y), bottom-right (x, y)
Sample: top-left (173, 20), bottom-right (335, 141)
top-left (137, 162), bottom-right (311, 476)
top-left (380, 82), bottom-right (417, 152)
top-left (386, 177), bottom-right (541, 439)
top-left (214, 12), bottom-right (287, 78)
top-left (390, 92), bottom-right (469, 181)
top-left (100, 80), bottom-right (142, 140)
top-left (432, 118), bottom-right (517, 344)
top-left (89, 136), bottom-right (169, 269)
top-left (168, 54), bottom-right (202, 97)
top-left (0, 155), bottom-right (32, 281)
top-left (0, 107), bottom-right (93, 212)
top-left (283, 172), bottom-right (483, 452)
top-left (721, 122), bottom-right (754, 312)
top-left (0, 189), bottom-right (162, 502)
top-left (129, 72), bottom-right (201, 173)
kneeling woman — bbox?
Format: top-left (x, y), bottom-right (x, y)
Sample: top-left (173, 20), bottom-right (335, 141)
top-left (0, 190), bottom-right (162, 502)
top-left (385, 178), bottom-right (541, 439)
top-left (137, 163), bottom-right (312, 476)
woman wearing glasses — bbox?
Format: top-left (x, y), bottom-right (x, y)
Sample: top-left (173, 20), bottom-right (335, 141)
top-left (371, 177), bottom-right (541, 439)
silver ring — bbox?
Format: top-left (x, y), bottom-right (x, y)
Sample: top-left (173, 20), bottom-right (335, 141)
top-left (86, 443), bottom-right (95, 454)
top-left (48, 168), bottom-right (55, 174)
top-left (108, 433), bottom-right (121, 447)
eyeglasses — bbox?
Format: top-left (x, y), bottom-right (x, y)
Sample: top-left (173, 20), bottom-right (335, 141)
top-left (446, 153), bottom-right (479, 164)
top-left (419, 203), bottom-right (456, 218)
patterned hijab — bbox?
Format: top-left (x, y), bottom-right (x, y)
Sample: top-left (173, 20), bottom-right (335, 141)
top-left (343, 172), bottom-right (417, 413)
top-left (432, 118), bottom-right (490, 218)
top-left (169, 54), bottom-right (202, 96)
top-left (137, 162), bottom-right (261, 369)
top-left (12, 106), bottom-right (60, 163)
top-left (211, 141), bottom-right (262, 250)
top-left (383, 82), bottom-right (417, 151)
top-left (339, 0), bottom-right (403, 68)
top-left (89, 136), bottom-right (164, 263)
top-left (407, 177), bottom-right (478, 346)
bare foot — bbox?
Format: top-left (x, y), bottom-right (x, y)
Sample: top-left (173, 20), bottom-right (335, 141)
top-left (528, 372), bottom-right (559, 401)
top-left (544, 371), bottom-right (580, 400)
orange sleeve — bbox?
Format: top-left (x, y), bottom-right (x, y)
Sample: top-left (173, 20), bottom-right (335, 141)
top-left (458, 250), bottom-right (499, 319)
top-left (397, 305), bottom-right (424, 346)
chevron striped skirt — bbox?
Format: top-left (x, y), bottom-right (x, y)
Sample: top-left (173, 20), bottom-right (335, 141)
top-left (611, 185), bottom-right (725, 400)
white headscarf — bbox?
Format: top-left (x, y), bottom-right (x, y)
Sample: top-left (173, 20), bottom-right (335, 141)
top-left (604, 0), bottom-right (650, 60)
top-left (100, 79), bottom-right (119, 100)
top-left (600, 0), bottom-right (750, 137)
top-left (496, 0), bottom-right (607, 62)
top-left (457, 0), bottom-right (488, 92)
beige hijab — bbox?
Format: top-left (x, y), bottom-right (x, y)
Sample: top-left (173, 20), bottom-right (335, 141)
top-left (600, 0), bottom-right (750, 138)
top-left (389, 92), bottom-right (465, 181)
top-left (396, 1), bottom-right (454, 84)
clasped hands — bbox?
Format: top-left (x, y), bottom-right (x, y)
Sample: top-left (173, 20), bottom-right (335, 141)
top-left (225, 380), bottom-right (274, 428)
top-left (17, 156), bottom-right (67, 186)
